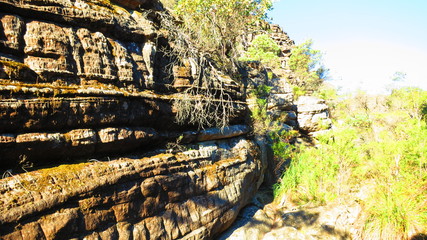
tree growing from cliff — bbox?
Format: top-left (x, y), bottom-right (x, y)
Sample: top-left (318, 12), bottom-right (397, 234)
top-left (158, 0), bottom-right (273, 129)
top-left (289, 39), bottom-right (328, 92)
top-left (174, 0), bottom-right (273, 70)
top-left (240, 34), bottom-right (281, 68)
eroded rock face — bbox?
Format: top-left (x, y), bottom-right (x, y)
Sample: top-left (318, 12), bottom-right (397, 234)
top-left (266, 81), bottom-right (298, 129)
top-left (269, 24), bottom-right (294, 67)
top-left (0, 137), bottom-right (263, 239)
top-left (0, 14), bottom-right (25, 54)
top-left (297, 96), bottom-right (332, 133)
top-left (0, 0), bottom-right (162, 90)
top-left (0, 0), bottom-right (260, 239)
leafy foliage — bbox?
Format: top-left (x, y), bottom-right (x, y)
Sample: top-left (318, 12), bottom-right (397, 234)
top-left (249, 84), bottom-right (298, 176)
top-left (387, 87), bottom-right (427, 121)
top-left (240, 34), bottom-right (281, 67)
top-left (174, 0), bottom-right (272, 69)
top-left (289, 40), bottom-right (328, 92)
top-left (250, 84), bottom-right (273, 136)
top-left (391, 71), bottom-right (407, 82)
top-left (158, 0), bottom-right (272, 129)
top-left (269, 129), bottom-right (298, 173)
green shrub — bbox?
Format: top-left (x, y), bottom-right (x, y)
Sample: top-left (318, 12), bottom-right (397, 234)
top-left (250, 85), bottom-right (273, 136)
top-left (240, 34), bottom-right (281, 68)
top-left (174, 0), bottom-right (272, 68)
top-left (291, 85), bottom-right (306, 100)
top-left (288, 40), bottom-right (327, 92)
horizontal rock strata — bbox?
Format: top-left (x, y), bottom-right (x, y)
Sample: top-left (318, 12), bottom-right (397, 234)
top-left (0, 0), bottom-right (262, 239)
top-left (0, 137), bottom-right (263, 239)
top-left (0, 124), bottom-right (250, 170)
top-left (297, 96), bottom-right (332, 133)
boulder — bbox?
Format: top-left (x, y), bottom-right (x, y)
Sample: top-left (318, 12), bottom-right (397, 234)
top-left (297, 96), bottom-right (332, 133)
top-left (267, 93), bottom-right (294, 110)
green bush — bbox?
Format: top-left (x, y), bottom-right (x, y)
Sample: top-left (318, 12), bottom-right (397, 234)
top-left (240, 34), bottom-right (281, 68)
top-left (288, 39), bottom-right (328, 92)
top-left (250, 84), bottom-right (273, 136)
top-left (174, 0), bottom-right (272, 68)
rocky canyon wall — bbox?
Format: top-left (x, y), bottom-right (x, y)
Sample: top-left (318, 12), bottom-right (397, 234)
top-left (0, 135), bottom-right (264, 239)
top-left (0, 0), bottom-right (260, 239)
top-left (0, 0), bottom-right (332, 238)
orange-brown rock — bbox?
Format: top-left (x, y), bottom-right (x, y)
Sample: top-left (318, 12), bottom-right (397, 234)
top-left (0, 14), bottom-right (25, 54)
top-left (0, 137), bottom-right (263, 239)
top-left (0, 0), bottom-right (263, 239)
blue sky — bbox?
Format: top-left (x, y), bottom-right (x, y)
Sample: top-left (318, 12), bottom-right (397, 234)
top-left (269, 0), bottom-right (427, 94)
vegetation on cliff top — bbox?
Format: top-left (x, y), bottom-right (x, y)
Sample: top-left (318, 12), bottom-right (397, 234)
top-left (239, 34), bottom-right (281, 68)
top-left (160, 0), bottom-right (273, 129)
top-left (174, 0), bottom-right (272, 66)
top-left (289, 40), bottom-right (328, 95)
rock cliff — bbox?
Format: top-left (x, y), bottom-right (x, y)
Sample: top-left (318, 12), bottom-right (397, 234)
top-left (1, 136), bottom-right (263, 239)
top-left (0, 0), bottom-right (332, 239)
top-left (0, 0), bottom-right (245, 169)
top-left (0, 0), bottom-right (258, 239)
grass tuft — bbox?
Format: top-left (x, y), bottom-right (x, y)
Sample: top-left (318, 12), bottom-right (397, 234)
top-left (273, 88), bottom-right (427, 239)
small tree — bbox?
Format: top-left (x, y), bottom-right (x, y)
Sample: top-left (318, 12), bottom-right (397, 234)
top-left (387, 71), bottom-right (407, 91)
top-left (289, 39), bottom-right (328, 92)
top-left (174, 0), bottom-right (272, 70)
top-left (240, 34), bottom-right (281, 68)
top-left (159, 0), bottom-right (272, 129)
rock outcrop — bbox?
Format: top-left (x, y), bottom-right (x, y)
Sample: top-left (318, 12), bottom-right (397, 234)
top-left (220, 197), bottom-right (360, 240)
top-left (0, 0), bottom-right (246, 169)
top-left (267, 79), bottom-right (297, 129)
top-left (0, 136), bottom-right (264, 240)
top-left (0, 0), bottom-right (333, 238)
top-left (296, 96), bottom-right (332, 134)
top-left (269, 24), bottom-right (295, 69)
top-left (0, 0), bottom-right (258, 239)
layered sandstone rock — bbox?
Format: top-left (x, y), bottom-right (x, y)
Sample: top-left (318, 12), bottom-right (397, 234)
top-left (269, 24), bottom-right (295, 69)
top-left (266, 81), bottom-right (297, 129)
top-left (0, 0), bottom-right (260, 239)
top-left (0, 137), bottom-right (263, 239)
top-left (0, 0), bottom-right (246, 167)
top-left (297, 96), bottom-right (332, 134)
top-left (243, 24), bottom-right (299, 130)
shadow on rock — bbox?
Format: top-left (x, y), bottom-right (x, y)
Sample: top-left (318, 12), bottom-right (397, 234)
top-left (281, 210), bottom-right (319, 229)
top-left (218, 191), bottom-right (357, 240)
top-left (411, 233), bottom-right (427, 240)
